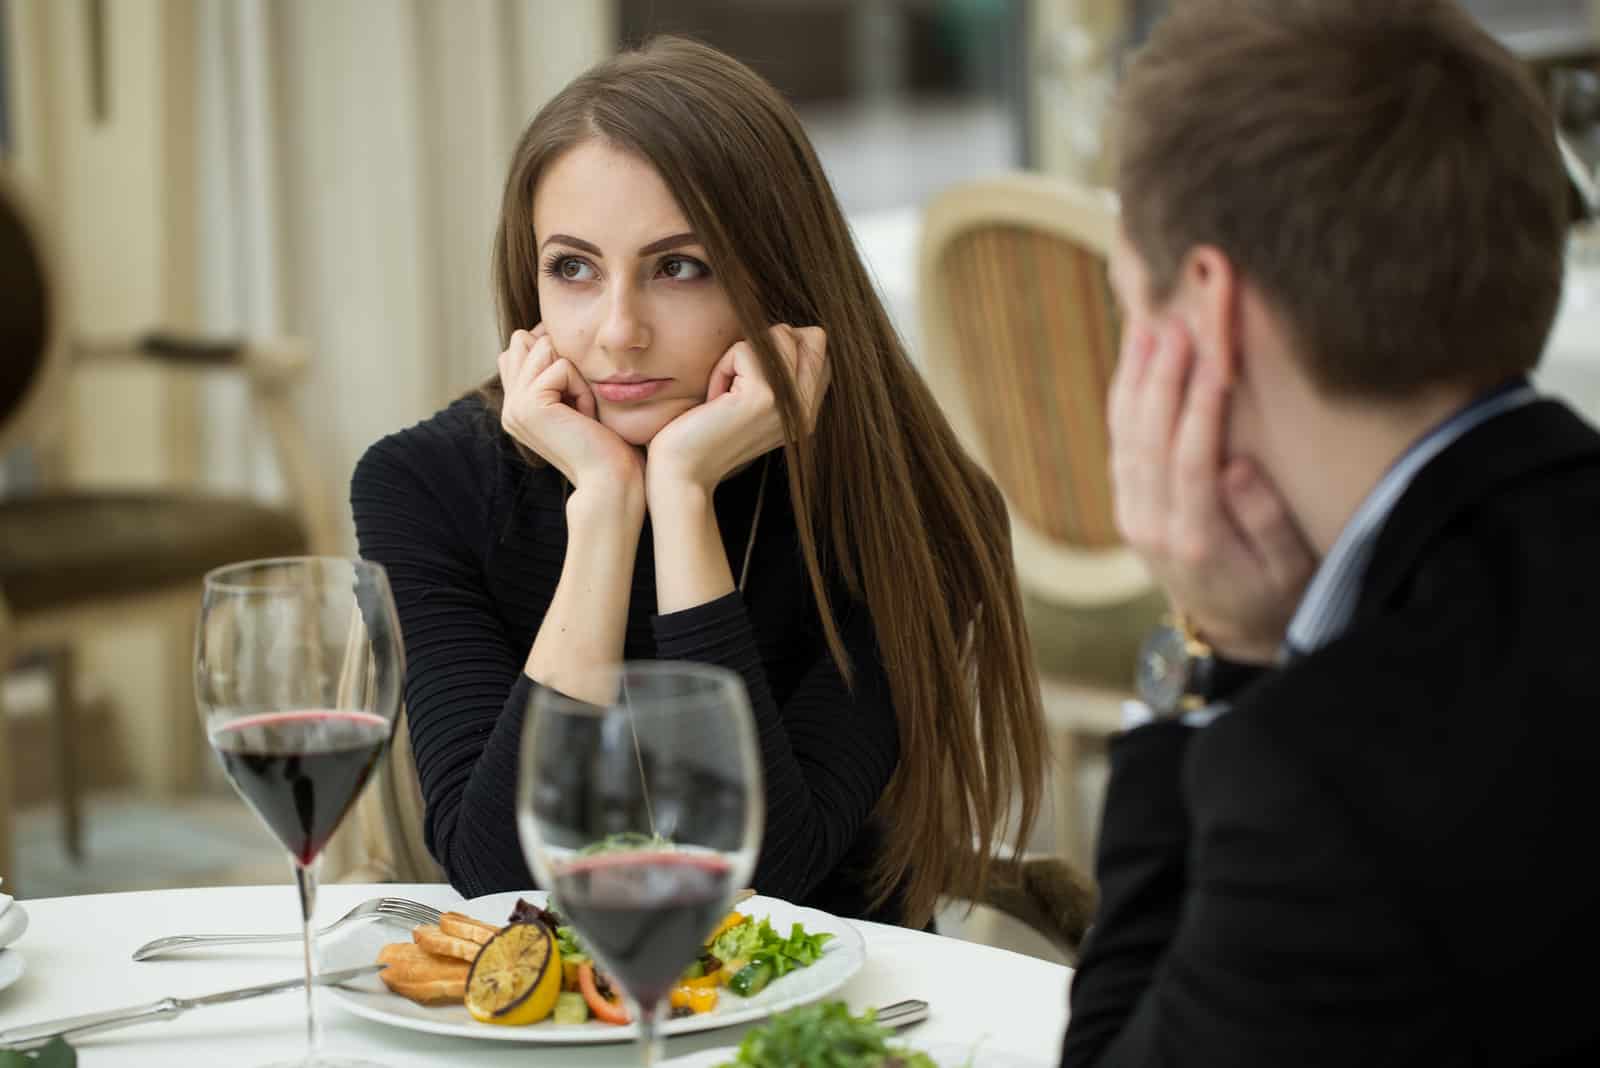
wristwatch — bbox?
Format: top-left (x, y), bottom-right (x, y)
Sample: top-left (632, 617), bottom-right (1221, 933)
top-left (1135, 617), bottom-right (1267, 719)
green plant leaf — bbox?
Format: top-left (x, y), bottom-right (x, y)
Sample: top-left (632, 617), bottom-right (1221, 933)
top-left (0, 1038), bottom-right (77, 1067)
top-left (31, 1039), bottom-right (77, 1068)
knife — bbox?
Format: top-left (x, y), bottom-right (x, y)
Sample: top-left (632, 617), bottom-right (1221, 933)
top-left (0, 963), bottom-right (385, 1051)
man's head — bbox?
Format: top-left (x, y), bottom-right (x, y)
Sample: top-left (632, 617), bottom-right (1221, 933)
top-left (1110, 0), bottom-right (1569, 404)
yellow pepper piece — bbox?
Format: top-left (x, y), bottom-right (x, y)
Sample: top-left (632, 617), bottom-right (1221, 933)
top-left (707, 912), bottom-right (747, 945)
top-left (680, 969), bottom-right (722, 990)
top-left (670, 984), bottom-right (720, 1014)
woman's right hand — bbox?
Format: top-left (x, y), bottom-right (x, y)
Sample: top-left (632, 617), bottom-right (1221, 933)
top-left (498, 325), bottom-right (644, 511)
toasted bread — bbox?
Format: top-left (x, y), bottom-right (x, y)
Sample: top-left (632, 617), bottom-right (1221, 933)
top-left (377, 941), bottom-right (471, 1004)
top-left (412, 922), bottom-right (484, 962)
top-left (439, 911), bottom-right (499, 945)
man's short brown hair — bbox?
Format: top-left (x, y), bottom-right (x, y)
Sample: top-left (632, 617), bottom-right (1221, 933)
top-left (1116, 0), bottom-right (1569, 398)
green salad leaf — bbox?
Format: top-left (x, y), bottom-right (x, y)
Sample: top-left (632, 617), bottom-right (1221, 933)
top-left (554, 924), bottom-right (589, 965)
top-left (711, 917), bottom-right (834, 986)
top-left (577, 832), bottom-right (671, 856)
top-left (715, 1002), bottom-right (938, 1068)
top-left (711, 919), bottom-right (763, 963)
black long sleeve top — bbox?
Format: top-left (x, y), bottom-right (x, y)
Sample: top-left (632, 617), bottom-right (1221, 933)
top-left (351, 396), bottom-right (908, 924)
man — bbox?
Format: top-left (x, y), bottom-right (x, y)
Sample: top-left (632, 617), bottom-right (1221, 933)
top-left (1062, 1), bottom-right (1600, 1064)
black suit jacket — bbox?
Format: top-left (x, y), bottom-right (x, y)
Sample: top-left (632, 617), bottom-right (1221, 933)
top-left (1062, 399), bottom-right (1600, 1067)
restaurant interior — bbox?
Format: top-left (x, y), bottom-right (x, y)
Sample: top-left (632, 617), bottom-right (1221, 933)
top-left (1, 0), bottom-right (1599, 1061)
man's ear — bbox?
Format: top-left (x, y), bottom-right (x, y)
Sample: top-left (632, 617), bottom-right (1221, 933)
top-left (1172, 244), bottom-right (1241, 386)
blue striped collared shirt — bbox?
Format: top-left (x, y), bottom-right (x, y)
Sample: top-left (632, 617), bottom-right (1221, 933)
top-left (1282, 378), bottom-right (1537, 657)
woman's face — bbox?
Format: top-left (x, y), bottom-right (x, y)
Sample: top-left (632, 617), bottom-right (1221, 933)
top-left (531, 139), bottom-right (743, 447)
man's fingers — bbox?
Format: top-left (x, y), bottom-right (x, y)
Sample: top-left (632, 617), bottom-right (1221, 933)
top-left (1116, 323), bottom-right (1189, 541)
top-left (1108, 324), bottom-right (1157, 447)
top-left (1134, 323), bottom-right (1191, 461)
top-left (1223, 458), bottom-right (1316, 591)
top-left (1108, 327), bottom-right (1159, 545)
top-left (1169, 344), bottom-right (1231, 540)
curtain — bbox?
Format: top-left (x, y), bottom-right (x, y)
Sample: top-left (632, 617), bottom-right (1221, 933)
top-left (195, 0), bottom-right (613, 548)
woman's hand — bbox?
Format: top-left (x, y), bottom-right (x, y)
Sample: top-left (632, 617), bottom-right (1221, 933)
top-left (645, 324), bottom-right (830, 501)
top-left (1109, 320), bottom-right (1317, 663)
top-left (498, 325), bottom-right (644, 515)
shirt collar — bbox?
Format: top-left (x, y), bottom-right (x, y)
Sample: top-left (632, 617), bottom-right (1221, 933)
top-left (1283, 378), bottom-right (1538, 658)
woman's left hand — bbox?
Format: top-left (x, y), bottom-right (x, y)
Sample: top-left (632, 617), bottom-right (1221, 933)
top-left (646, 324), bottom-right (830, 497)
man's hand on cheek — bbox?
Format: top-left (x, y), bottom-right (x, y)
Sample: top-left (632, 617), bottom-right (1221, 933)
top-left (1109, 320), bottom-right (1315, 663)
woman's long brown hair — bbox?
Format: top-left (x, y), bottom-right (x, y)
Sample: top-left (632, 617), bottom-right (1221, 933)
top-left (483, 36), bottom-right (1045, 927)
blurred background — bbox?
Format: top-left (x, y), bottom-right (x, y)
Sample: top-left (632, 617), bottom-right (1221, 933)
top-left (2, 0), bottom-right (1598, 961)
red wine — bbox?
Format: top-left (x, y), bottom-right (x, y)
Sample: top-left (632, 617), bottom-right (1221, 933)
top-left (552, 852), bottom-right (735, 1010)
top-left (211, 710), bottom-right (390, 865)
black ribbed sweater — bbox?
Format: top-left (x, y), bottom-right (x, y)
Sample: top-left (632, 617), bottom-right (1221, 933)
top-left (350, 397), bottom-right (907, 924)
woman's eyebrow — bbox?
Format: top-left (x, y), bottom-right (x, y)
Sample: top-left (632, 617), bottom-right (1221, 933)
top-left (539, 232), bottom-right (700, 257)
top-left (637, 231), bottom-right (698, 256)
top-left (541, 233), bottom-right (602, 256)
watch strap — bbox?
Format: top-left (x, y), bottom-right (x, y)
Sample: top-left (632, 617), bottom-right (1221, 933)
top-left (1198, 654), bottom-right (1267, 703)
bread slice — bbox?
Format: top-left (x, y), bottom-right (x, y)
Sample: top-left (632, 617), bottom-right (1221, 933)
top-left (438, 911), bottom-right (499, 945)
top-left (377, 941), bottom-right (471, 1004)
top-left (412, 922), bottom-right (484, 962)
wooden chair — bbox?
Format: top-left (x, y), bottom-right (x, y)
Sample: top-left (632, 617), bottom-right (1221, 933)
top-left (919, 173), bottom-right (1164, 867)
top-left (328, 714), bottom-right (1096, 960)
top-left (0, 168), bottom-right (337, 880)
top-left (329, 706), bottom-right (446, 885)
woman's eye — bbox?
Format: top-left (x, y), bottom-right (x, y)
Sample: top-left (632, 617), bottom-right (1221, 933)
top-left (561, 257), bottom-right (596, 281)
top-left (659, 256), bottom-right (709, 281)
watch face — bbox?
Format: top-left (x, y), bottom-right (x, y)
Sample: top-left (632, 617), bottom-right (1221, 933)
top-left (1136, 624), bottom-right (1192, 714)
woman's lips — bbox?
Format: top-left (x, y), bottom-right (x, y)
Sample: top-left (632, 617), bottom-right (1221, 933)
top-left (593, 378), bottom-right (670, 402)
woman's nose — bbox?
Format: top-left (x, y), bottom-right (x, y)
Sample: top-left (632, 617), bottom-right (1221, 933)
top-left (596, 283), bottom-right (650, 353)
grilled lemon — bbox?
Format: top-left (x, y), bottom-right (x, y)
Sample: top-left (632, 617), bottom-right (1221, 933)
top-left (464, 921), bottom-right (562, 1026)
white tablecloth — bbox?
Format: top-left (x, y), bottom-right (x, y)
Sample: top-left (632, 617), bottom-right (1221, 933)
top-left (0, 883), bottom-right (1070, 1066)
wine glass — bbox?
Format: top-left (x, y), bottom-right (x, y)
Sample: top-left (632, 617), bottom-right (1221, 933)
top-left (517, 662), bottom-right (763, 1065)
top-left (194, 557), bottom-right (404, 1068)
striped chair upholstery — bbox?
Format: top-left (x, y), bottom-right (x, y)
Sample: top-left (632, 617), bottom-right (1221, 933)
top-left (937, 226), bottom-right (1122, 550)
top-left (919, 174), bottom-right (1162, 866)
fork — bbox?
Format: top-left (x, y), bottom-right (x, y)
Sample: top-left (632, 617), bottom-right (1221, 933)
top-left (131, 896), bottom-right (443, 961)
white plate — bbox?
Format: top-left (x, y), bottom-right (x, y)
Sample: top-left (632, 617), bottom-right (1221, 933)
top-left (0, 903), bottom-right (27, 950)
top-left (0, 950), bottom-right (23, 994)
top-left (324, 891), bottom-right (865, 1044)
top-left (662, 1041), bottom-right (1052, 1067)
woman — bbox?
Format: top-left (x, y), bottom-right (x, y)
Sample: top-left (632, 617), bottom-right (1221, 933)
top-left (352, 36), bottom-right (1044, 929)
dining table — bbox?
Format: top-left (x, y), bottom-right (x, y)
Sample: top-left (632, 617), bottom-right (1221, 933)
top-left (0, 881), bottom-right (1071, 1066)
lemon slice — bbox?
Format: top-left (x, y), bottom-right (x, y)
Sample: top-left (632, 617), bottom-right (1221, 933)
top-left (464, 921), bottom-right (562, 1026)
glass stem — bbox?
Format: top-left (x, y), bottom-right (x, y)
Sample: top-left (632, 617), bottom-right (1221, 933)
top-left (295, 855), bottom-right (324, 1059)
top-left (635, 996), bottom-right (667, 1065)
